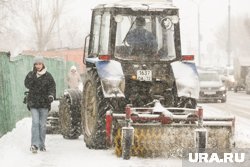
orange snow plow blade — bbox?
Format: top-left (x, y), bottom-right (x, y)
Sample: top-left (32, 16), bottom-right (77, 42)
top-left (111, 107), bottom-right (235, 158)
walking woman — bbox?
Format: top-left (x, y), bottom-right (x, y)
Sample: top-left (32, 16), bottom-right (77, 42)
top-left (24, 55), bottom-right (56, 153)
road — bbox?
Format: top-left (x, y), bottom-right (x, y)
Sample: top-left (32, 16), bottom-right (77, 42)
top-left (199, 91), bottom-right (250, 148)
top-left (201, 91), bottom-right (250, 119)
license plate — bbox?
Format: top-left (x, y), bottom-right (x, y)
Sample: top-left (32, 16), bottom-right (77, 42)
top-left (204, 91), bottom-right (216, 95)
top-left (137, 70), bottom-right (152, 81)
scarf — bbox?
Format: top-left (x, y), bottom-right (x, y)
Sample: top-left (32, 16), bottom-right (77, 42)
top-left (36, 67), bottom-right (47, 78)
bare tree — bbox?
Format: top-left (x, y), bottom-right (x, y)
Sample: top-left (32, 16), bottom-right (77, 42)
top-left (62, 19), bottom-right (85, 48)
top-left (0, 0), bottom-right (13, 34)
top-left (1, 0), bottom-right (85, 53)
top-left (215, 16), bottom-right (250, 58)
top-left (29, 0), bottom-right (67, 51)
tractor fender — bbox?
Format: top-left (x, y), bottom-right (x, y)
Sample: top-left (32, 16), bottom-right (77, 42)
top-left (171, 61), bottom-right (200, 99)
top-left (86, 58), bottom-right (125, 98)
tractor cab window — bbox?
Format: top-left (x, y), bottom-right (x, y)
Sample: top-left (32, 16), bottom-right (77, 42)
top-left (114, 15), bottom-right (177, 61)
top-left (91, 15), bottom-right (101, 55)
top-left (90, 12), bottom-right (110, 57)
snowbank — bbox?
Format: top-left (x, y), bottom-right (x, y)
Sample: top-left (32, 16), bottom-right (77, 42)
top-left (0, 118), bottom-right (181, 167)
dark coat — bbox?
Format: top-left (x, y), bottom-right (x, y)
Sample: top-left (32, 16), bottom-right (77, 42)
top-left (24, 71), bottom-right (56, 111)
top-left (127, 27), bottom-right (158, 55)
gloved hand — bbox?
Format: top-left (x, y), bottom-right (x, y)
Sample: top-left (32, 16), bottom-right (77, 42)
top-left (48, 95), bottom-right (54, 103)
top-left (32, 66), bottom-right (37, 74)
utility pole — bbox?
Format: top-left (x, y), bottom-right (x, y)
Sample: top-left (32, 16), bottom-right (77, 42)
top-left (197, 4), bottom-right (201, 66)
top-left (227, 0), bottom-right (231, 67)
top-left (191, 0), bottom-right (202, 66)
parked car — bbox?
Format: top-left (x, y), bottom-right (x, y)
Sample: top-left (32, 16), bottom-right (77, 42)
top-left (198, 70), bottom-right (227, 103)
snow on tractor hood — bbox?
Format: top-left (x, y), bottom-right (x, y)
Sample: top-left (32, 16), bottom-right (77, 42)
top-left (171, 61), bottom-right (200, 99)
top-left (95, 60), bottom-right (125, 98)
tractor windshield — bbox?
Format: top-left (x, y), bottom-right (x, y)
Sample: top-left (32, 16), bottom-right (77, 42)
top-left (114, 15), bottom-right (177, 61)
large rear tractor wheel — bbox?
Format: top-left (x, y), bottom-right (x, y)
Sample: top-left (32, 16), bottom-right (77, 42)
top-left (81, 70), bottom-right (111, 149)
top-left (59, 89), bottom-right (81, 139)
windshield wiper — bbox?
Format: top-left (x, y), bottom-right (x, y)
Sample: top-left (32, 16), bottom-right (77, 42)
top-left (122, 17), bottom-right (138, 45)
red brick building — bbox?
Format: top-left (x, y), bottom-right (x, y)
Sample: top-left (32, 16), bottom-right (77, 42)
top-left (22, 48), bottom-right (86, 74)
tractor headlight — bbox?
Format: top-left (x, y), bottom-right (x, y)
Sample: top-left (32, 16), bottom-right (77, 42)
top-left (171, 15), bottom-right (179, 24)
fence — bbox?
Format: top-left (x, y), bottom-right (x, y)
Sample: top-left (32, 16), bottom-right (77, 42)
top-left (0, 52), bottom-right (75, 137)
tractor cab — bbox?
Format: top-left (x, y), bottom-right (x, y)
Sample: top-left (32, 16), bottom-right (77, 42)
top-left (83, 0), bottom-right (199, 108)
top-left (84, 1), bottom-right (181, 62)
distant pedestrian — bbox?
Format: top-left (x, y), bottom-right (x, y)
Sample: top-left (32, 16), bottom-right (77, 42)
top-left (24, 55), bottom-right (56, 153)
top-left (67, 65), bottom-right (82, 89)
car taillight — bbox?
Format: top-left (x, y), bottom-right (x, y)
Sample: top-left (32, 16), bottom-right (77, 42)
top-left (182, 55), bottom-right (194, 61)
top-left (99, 54), bottom-right (111, 61)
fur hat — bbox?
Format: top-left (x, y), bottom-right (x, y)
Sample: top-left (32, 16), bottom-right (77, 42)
top-left (70, 65), bottom-right (77, 71)
top-left (136, 17), bottom-right (146, 26)
top-left (33, 55), bottom-right (44, 64)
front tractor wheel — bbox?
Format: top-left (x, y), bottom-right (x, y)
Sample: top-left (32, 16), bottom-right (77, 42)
top-left (59, 89), bottom-right (82, 139)
top-left (81, 70), bottom-right (110, 149)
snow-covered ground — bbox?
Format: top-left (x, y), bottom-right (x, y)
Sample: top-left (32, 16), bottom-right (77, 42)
top-left (0, 118), bottom-right (181, 167)
top-left (1, 103), bottom-right (250, 167)
top-left (202, 104), bottom-right (250, 148)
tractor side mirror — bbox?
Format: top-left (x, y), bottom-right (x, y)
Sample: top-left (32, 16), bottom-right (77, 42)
top-left (83, 34), bottom-right (90, 64)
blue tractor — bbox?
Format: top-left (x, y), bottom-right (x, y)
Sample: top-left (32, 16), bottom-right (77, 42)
top-left (59, 0), bottom-right (235, 160)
